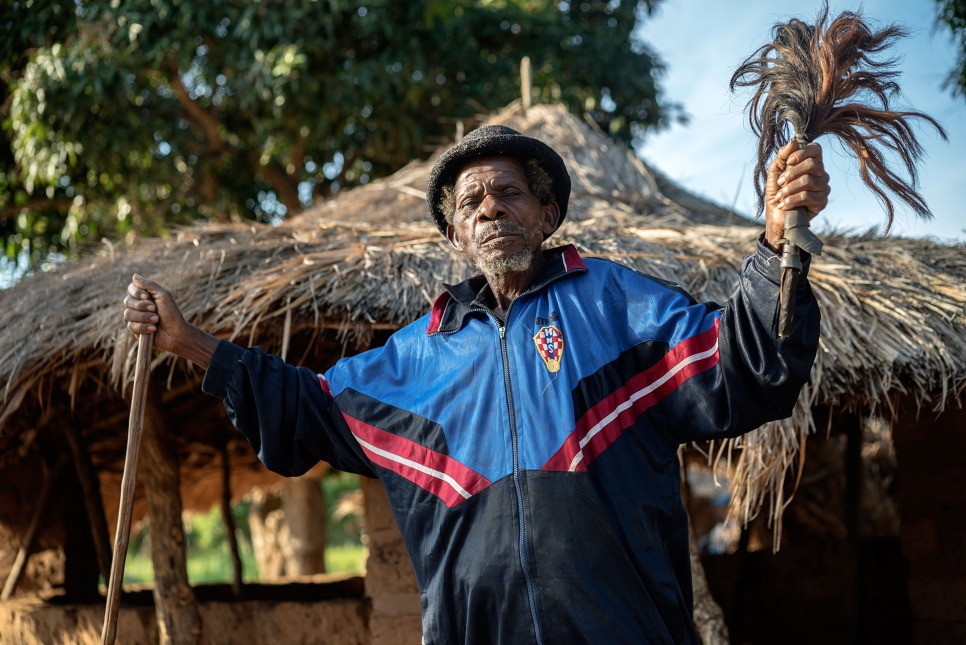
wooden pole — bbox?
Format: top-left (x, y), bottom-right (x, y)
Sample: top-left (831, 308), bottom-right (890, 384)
top-left (680, 469), bottom-right (729, 644)
top-left (520, 56), bottom-right (532, 111)
top-left (219, 437), bottom-right (244, 599)
top-left (63, 421), bottom-right (113, 585)
top-left (101, 333), bottom-right (152, 645)
top-left (1, 455), bottom-right (67, 600)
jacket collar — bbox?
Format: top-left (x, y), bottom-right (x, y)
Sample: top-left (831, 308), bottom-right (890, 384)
top-left (426, 244), bottom-right (586, 334)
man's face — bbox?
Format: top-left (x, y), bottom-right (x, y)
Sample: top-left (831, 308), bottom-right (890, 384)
top-left (445, 156), bottom-right (559, 276)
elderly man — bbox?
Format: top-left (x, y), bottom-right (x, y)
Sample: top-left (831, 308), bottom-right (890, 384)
top-left (124, 124), bottom-right (828, 644)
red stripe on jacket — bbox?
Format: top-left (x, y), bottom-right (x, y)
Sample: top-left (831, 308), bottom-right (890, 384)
top-left (342, 412), bottom-right (491, 507)
top-left (543, 319), bottom-right (721, 472)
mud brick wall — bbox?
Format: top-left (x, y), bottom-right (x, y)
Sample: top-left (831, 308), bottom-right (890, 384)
top-left (362, 477), bottom-right (421, 645)
top-left (0, 595), bottom-right (368, 645)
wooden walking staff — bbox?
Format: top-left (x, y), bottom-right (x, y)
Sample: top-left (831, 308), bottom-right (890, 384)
top-left (730, 4), bottom-right (946, 337)
top-left (101, 332), bottom-right (153, 645)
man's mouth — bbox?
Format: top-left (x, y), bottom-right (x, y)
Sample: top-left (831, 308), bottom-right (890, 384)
top-left (477, 223), bottom-right (527, 246)
top-left (482, 231), bottom-right (519, 244)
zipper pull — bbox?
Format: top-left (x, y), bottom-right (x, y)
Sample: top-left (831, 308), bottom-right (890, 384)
top-left (499, 325), bottom-right (506, 340)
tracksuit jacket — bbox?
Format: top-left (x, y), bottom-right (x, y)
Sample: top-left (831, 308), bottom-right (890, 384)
top-left (202, 240), bottom-right (820, 644)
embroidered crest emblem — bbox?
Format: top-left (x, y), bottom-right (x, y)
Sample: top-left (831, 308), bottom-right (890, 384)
top-left (533, 325), bottom-right (564, 373)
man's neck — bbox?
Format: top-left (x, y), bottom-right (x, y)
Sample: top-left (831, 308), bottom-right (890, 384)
top-left (483, 252), bottom-right (546, 320)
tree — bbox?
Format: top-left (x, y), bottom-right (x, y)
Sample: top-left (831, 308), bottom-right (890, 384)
top-left (1, 0), bottom-right (681, 272)
top-left (937, 0), bottom-right (966, 98)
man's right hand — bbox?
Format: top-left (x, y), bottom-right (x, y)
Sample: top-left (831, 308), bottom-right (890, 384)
top-left (123, 274), bottom-right (219, 368)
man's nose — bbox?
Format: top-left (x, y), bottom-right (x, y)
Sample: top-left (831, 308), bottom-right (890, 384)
top-left (478, 194), bottom-right (506, 220)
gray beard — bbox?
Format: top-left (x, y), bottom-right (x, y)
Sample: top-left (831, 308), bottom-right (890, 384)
top-left (476, 246), bottom-right (534, 276)
top-left (473, 222), bottom-right (538, 276)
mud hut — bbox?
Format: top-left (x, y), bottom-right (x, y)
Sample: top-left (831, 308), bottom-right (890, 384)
top-left (0, 103), bottom-right (964, 644)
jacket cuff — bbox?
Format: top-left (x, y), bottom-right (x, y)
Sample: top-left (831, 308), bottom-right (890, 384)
top-left (752, 233), bottom-right (811, 285)
top-left (201, 340), bottom-right (247, 399)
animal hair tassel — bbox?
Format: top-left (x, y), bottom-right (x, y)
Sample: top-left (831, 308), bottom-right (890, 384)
top-left (730, 3), bottom-right (947, 337)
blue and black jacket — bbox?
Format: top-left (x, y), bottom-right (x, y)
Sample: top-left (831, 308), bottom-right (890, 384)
top-left (202, 241), bottom-right (819, 644)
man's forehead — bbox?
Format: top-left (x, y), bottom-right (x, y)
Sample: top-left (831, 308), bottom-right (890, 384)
top-left (454, 156), bottom-right (527, 189)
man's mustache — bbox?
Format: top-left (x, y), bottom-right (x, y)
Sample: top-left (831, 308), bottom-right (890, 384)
top-left (474, 221), bottom-right (528, 246)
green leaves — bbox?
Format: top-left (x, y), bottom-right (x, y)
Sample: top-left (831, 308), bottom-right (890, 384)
top-left (937, 0), bottom-right (966, 99)
top-left (1, 0), bottom-right (676, 277)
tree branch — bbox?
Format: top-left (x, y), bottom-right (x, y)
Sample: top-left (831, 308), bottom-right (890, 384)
top-left (0, 198), bottom-right (73, 220)
top-left (164, 58), bottom-right (239, 214)
top-left (259, 160), bottom-right (302, 215)
top-left (165, 57), bottom-right (225, 154)
top-left (291, 136), bottom-right (307, 178)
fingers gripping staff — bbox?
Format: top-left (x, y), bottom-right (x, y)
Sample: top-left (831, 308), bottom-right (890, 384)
top-left (731, 4), bottom-right (947, 337)
top-left (777, 134), bottom-right (825, 339)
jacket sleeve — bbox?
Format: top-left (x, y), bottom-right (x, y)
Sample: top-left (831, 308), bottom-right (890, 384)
top-left (201, 340), bottom-right (376, 478)
top-left (671, 236), bottom-right (820, 443)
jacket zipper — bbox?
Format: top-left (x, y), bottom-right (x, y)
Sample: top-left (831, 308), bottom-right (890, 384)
top-left (444, 267), bottom-right (580, 644)
top-left (497, 320), bottom-right (544, 645)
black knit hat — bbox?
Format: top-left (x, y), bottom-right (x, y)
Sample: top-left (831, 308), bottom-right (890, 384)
top-left (426, 125), bottom-right (571, 235)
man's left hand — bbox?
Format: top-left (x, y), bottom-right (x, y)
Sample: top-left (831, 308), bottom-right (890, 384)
top-left (764, 140), bottom-right (830, 250)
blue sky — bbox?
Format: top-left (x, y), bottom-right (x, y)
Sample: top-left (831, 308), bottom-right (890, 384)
top-left (636, 0), bottom-right (965, 242)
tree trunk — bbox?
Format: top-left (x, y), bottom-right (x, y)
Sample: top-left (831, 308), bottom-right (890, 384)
top-left (281, 474), bottom-right (327, 575)
top-left (247, 475), bottom-right (327, 579)
top-left (140, 395), bottom-right (202, 645)
top-left (247, 487), bottom-right (286, 580)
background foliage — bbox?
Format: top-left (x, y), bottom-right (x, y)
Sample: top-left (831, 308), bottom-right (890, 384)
top-left (937, 0), bottom-right (966, 99)
top-left (1, 0), bottom-right (680, 275)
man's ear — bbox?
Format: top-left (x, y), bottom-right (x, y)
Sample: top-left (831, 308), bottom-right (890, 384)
top-left (541, 201), bottom-right (561, 239)
top-left (445, 223), bottom-right (461, 250)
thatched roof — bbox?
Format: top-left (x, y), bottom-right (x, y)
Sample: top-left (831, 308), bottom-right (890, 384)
top-left (1, 103), bottom-right (964, 535)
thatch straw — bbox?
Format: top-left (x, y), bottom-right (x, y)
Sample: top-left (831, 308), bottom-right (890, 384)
top-left (0, 104), bottom-right (963, 540)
